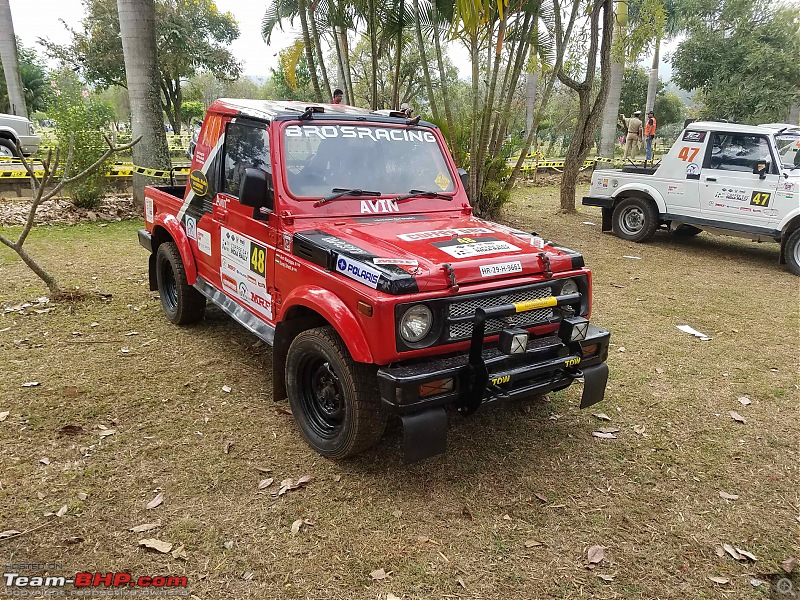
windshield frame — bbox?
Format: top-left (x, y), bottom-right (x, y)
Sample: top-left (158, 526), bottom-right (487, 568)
top-left (275, 120), bottom-right (460, 211)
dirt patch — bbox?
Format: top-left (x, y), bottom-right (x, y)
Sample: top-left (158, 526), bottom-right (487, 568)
top-left (0, 194), bottom-right (139, 227)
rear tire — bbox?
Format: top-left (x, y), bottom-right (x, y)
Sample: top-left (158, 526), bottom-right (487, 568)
top-left (286, 326), bottom-right (386, 459)
top-left (0, 138), bottom-right (19, 158)
top-left (155, 242), bottom-right (205, 324)
top-left (673, 224), bottom-right (703, 237)
top-left (786, 229), bottom-right (800, 276)
top-left (612, 196), bottom-right (659, 242)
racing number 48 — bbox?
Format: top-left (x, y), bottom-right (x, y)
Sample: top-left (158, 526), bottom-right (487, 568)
top-left (677, 146), bottom-right (700, 162)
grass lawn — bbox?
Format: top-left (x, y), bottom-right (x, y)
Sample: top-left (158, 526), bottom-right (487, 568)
top-left (1, 185), bottom-right (798, 599)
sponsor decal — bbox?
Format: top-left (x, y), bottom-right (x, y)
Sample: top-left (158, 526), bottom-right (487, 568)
top-left (282, 233), bottom-right (292, 251)
top-left (215, 195), bottom-right (230, 209)
top-left (397, 227), bottom-right (493, 242)
top-left (480, 260), bottom-right (523, 277)
top-left (530, 236), bottom-right (545, 249)
top-left (513, 297), bottom-right (557, 312)
top-left (221, 255), bottom-right (272, 319)
top-left (597, 177), bottom-right (609, 189)
top-left (335, 255), bottom-right (381, 289)
top-left (221, 228), bottom-right (250, 264)
top-left (565, 357), bottom-right (581, 367)
top-left (372, 258), bottom-right (419, 267)
top-left (194, 150), bottom-right (206, 165)
top-left (491, 375), bottom-right (511, 385)
top-left (285, 124), bottom-right (437, 143)
top-left (276, 253), bottom-right (300, 272)
top-left (435, 172), bottom-right (451, 190)
top-left (750, 191), bottom-right (771, 207)
top-left (360, 199), bottom-right (400, 214)
top-left (682, 130), bottom-right (707, 143)
top-left (318, 235), bottom-right (370, 255)
top-left (250, 241), bottom-right (266, 277)
top-left (785, 182), bottom-right (795, 191)
top-left (667, 184), bottom-right (684, 195)
top-left (221, 273), bottom-right (237, 292)
top-left (144, 197), bottom-right (154, 223)
top-left (763, 208), bottom-right (778, 217)
top-left (685, 162), bottom-right (700, 176)
top-left (189, 169), bottom-right (208, 196)
top-left (196, 228), bottom-right (212, 256)
top-left (184, 215), bottom-right (197, 240)
top-left (433, 236), bottom-right (521, 259)
top-left (714, 188), bottom-right (748, 202)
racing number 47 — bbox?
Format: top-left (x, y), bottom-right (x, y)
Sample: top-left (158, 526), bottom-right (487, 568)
top-left (677, 146), bottom-right (700, 162)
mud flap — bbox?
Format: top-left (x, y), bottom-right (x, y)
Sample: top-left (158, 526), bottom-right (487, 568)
top-left (401, 407), bottom-right (448, 464)
top-left (579, 362), bottom-right (609, 408)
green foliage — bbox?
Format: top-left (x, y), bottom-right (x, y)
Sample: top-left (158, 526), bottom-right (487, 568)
top-left (0, 42), bottom-right (52, 115)
top-left (478, 155), bottom-right (512, 217)
top-left (49, 72), bottom-right (115, 209)
top-left (42, 0), bottom-right (241, 132)
top-left (671, 0), bottom-right (800, 123)
top-left (654, 92), bottom-right (685, 126)
top-left (266, 49), bottom-right (316, 102)
top-left (181, 101), bottom-right (205, 125)
top-left (619, 66), bottom-right (685, 125)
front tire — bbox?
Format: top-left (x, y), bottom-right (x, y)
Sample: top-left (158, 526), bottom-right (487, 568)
top-left (155, 242), bottom-right (205, 324)
top-left (0, 139), bottom-right (19, 158)
top-left (786, 229), bottom-right (800, 276)
top-left (286, 326), bottom-right (386, 459)
top-left (612, 196), bottom-right (659, 242)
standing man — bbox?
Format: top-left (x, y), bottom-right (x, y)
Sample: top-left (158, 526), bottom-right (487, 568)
top-left (332, 89), bottom-right (344, 104)
top-left (644, 110), bottom-right (657, 162)
top-left (620, 110), bottom-right (643, 161)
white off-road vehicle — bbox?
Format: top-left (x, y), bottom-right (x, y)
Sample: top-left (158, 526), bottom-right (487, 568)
top-left (583, 121), bottom-right (800, 275)
top-left (0, 113), bottom-right (41, 157)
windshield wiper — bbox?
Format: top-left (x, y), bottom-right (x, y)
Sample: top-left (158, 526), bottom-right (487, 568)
top-left (314, 188), bottom-right (381, 207)
top-left (394, 189), bottom-right (453, 203)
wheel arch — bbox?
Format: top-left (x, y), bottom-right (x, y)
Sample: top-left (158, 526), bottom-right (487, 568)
top-left (0, 127), bottom-right (19, 142)
top-left (149, 213), bottom-right (196, 287)
top-left (613, 183), bottom-right (666, 214)
top-left (779, 214), bottom-right (800, 266)
top-left (272, 288), bottom-right (373, 402)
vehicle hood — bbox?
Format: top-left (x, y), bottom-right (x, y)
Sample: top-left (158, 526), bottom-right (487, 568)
top-left (291, 213), bottom-right (585, 294)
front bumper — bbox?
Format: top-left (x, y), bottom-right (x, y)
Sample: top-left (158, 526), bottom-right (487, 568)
top-left (377, 294), bottom-right (610, 462)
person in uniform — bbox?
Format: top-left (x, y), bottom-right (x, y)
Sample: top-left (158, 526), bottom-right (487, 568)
top-left (620, 110), bottom-right (643, 161)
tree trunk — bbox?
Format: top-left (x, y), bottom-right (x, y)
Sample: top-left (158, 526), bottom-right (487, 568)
top-left (645, 35), bottom-right (659, 113)
top-left (790, 97), bottom-right (800, 125)
top-left (432, 11), bottom-right (455, 151)
top-left (391, 27), bottom-right (402, 108)
top-left (117, 0), bottom-right (171, 208)
top-left (598, 1), bottom-right (626, 164)
top-left (368, 0), bottom-right (379, 109)
top-left (559, 0), bottom-right (613, 212)
top-left (0, 0), bottom-right (27, 117)
top-left (468, 30), bottom-right (480, 207)
top-left (413, 0), bottom-right (439, 120)
top-left (340, 29), bottom-right (355, 104)
top-left (308, 2), bottom-right (332, 101)
top-left (298, 0), bottom-right (323, 102)
top-left (334, 26), bottom-right (346, 97)
top-left (475, 15), bottom-right (505, 204)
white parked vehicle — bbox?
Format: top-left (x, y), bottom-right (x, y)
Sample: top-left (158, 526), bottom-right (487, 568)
top-left (0, 113), bottom-right (41, 157)
top-left (583, 121), bottom-right (800, 275)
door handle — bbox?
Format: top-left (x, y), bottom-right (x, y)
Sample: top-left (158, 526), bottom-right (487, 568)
top-left (705, 177), bottom-right (717, 182)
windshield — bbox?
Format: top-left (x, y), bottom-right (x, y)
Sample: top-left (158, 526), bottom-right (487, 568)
top-left (282, 124), bottom-right (456, 198)
top-left (774, 133), bottom-right (800, 169)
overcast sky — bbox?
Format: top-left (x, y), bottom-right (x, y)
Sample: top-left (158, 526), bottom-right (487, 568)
top-left (12, 0), bottom-right (673, 86)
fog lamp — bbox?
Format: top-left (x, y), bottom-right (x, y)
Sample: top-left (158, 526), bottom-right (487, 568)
top-left (560, 316), bottom-right (589, 342)
top-left (499, 327), bottom-right (529, 355)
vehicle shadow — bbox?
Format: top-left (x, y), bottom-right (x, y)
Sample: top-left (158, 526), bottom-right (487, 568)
top-left (651, 229), bottom-right (781, 270)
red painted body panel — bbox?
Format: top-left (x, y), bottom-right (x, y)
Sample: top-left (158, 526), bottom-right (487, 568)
top-left (151, 208), bottom-right (197, 285)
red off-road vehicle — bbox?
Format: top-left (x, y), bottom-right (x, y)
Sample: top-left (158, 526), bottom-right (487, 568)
top-left (138, 99), bottom-right (610, 462)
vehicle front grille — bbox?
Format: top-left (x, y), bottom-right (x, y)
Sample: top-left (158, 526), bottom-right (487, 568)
top-left (446, 286), bottom-right (554, 340)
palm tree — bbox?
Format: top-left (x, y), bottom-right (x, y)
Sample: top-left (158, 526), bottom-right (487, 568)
top-left (117, 0), bottom-right (171, 207)
top-left (0, 0), bottom-right (27, 117)
top-left (643, 0), bottom-right (680, 113)
top-left (597, 0), bottom-right (627, 164)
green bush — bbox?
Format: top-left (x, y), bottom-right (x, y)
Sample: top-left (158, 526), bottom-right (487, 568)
top-left (49, 75), bottom-right (115, 209)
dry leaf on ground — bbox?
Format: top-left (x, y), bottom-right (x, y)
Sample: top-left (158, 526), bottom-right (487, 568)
top-left (278, 475), bottom-right (314, 495)
top-left (129, 523), bottom-right (161, 533)
top-left (0, 530), bottom-right (21, 539)
top-left (737, 396), bottom-right (752, 406)
top-left (597, 574), bottom-right (615, 582)
top-left (222, 385), bottom-right (232, 393)
top-left (77, 492), bottom-right (88, 501)
top-left (592, 413), bottom-right (612, 421)
top-left (56, 505), bottom-right (68, 517)
top-left (592, 431), bottom-right (617, 439)
top-left (525, 540), bottom-right (543, 548)
top-left (534, 492), bottom-right (548, 503)
top-left (291, 519), bottom-right (303, 534)
top-left (722, 544), bottom-right (743, 560)
top-left (735, 548), bottom-right (757, 562)
top-left (242, 571), bottom-right (254, 581)
top-left (99, 429), bottom-right (117, 438)
top-left (587, 545), bottom-right (606, 564)
top-left (258, 478), bottom-right (274, 490)
top-left (146, 492), bottom-right (164, 510)
top-left (138, 538), bottom-right (173, 553)
top-left (387, 594), bottom-right (401, 600)
top-left (0, 411), bottom-right (9, 421)
top-left (21, 381), bottom-right (40, 387)
top-left (391, 510), bottom-right (402, 518)
top-left (39, 457), bottom-right (50, 465)
top-left (708, 575), bottom-right (729, 584)
top-left (223, 441), bottom-right (234, 454)
top-left (633, 424), bottom-right (646, 434)
top-left (781, 557), bottom-right (798, 573)
top-left (719, 491), bottom-right (739, 500)
top-left (371, 568), bottom-right (389, 581)
top-left (457, 577), bottom-right (466, 588)
top-left (223, 540), bottom-right (234, 550)
top-left (171, 544), bottom-right (187, 560)
top-left (729, 411), bottom-right (747, 424)
top-left (598, 427), bottom-right (620, 434)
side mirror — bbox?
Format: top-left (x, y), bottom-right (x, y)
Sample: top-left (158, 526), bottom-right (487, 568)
top-left (239, 168), bottom-right (274, 216)
top-left (752, 161), bottom-right (769, 179)
top-left (457, 167), bottom-right (469, 194)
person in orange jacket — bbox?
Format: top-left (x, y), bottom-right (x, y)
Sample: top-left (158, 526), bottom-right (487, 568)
top-left (644, 110), bottom-right (657, 161)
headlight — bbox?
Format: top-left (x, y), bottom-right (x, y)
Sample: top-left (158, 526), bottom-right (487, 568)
top-left (561, 279), bottom-right (579, 296)
top-left (400, 304), bottom-right (433, 343)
